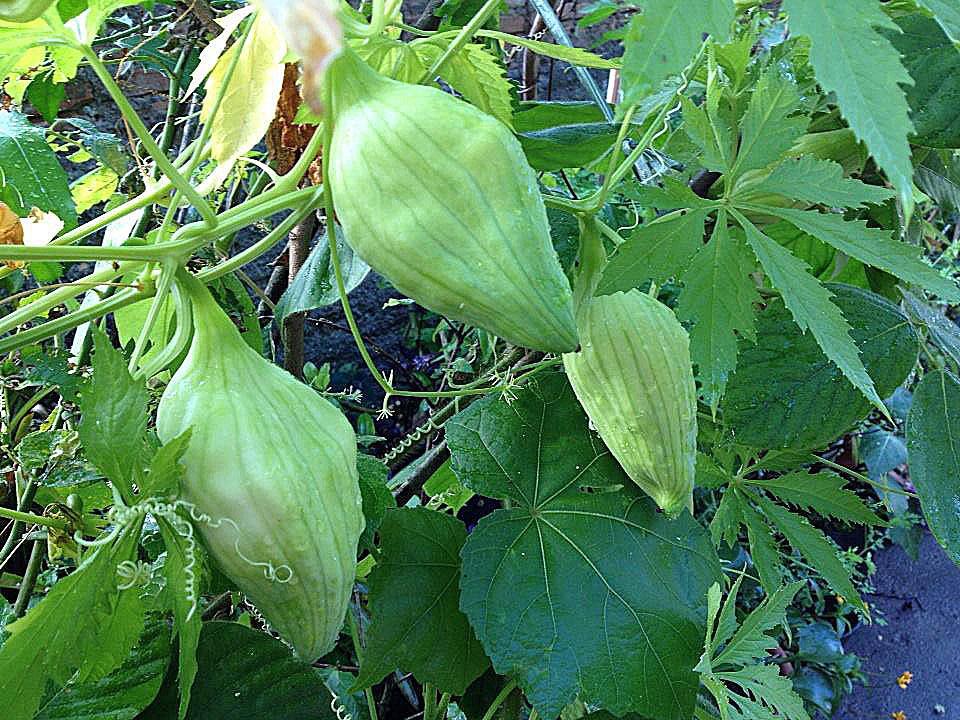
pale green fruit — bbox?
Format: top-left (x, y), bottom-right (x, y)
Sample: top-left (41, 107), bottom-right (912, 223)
top-left (157, 277), bottom-right (363, 660)
top-left (326, 49), bottom-right (578, 353)
top-left (563, 290), bottom-right (697, 516)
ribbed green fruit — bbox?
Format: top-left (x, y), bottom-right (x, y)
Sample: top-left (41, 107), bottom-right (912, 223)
top-left (0, 0), bottom-right (54, 22)
top-left (326, 50), bottom-right (578, 353)
top-left (563, 290), bottom-right (697, 516)
top-left (157, 276), bottom-right (363, 660)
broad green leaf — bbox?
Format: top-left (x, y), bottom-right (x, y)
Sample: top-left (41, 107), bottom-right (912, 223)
top-left (747, 471), bottom-right (884, 526)
top-left (859, 429), bottom-right (908, 482)
top-left (354, 508), bottom-right (489, 694)
top-left (0, 524), bottom-right (144, 720)
top-left (519, 122), bottom-right (619, 171)
top-left (200, 12), bottom-right (286, 191)
top-left (479, 30), bottom-right (619, 69)
top-left (156, 515), bottom-right (203, 720)
top-left (712, 582), bottom-right (801, 668)
top-left (60, 118), bottom-right (129, 176)
top-left (729, 69), bottom-right (806, 179)
top-left (734, 212), bottom-right (883, 411)
top-left (723, 284), bottom-right (918, 449)
top-left (450, 373), bottom-right (721, 719)
top-left (0, 110), bottom-right (76, 228)
top-left (739, 498), bottom-right (783, 595)
top-left (888, 14), bottom-right (960, 148)
top-left (79, 330), bottom-right (151, 496)
top-left (140, 430), bottom-right (191, 499)
top-left (906, 370), bottom-right (960, 566)
top-left (141, 622), bottom-right (337, 720)
top-left (357, 454), bottom-right (394, 551)
top-left (274, 225), bottom-right (370, 328)
top-left (784, 0), bottom-right (915, 212)
top-left (914, 148), bottom-right (960, 213)
top-left (25, 72), bottom-right (66, 124)
top-left (597, 208), bottom-right (710, 294)
top-left (416, 41), bottom-right (513, 127)
top-left (755, 496), bottom-right (864, 610)
top-left (114, 293), bottom-right (175, 368)
top-left (514, 101), bottom-right (606, 130)
top-left (918, 0), bottom-right (960, 43)
top-left (677, 218), bottom-right (760, 407)
top-left (423, 459), bottom-right (475, 512)
top-left (356, 36), bottom-right (427, 83)
top-left (736, 157), bottom-right (894, 208)
top-left (621, 0), bottom-right (734, 108)
top-left (35, 618), bottom-right (171, 720)
top-left (756, 205), bottom-right (960, 302)
top-left (901, 288), bottom-right (960, 366)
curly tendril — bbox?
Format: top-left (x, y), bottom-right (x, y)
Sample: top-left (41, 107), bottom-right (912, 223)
top-left (74, 498), bottom-right (294, 621)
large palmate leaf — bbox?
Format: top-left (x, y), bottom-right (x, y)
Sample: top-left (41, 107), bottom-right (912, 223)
top-left (355, 508), bottom-right (489, 694)
top-left (906, 370), bottom-right (960, 566)
top-left (784, 0), bottom-right (915, 212)
top-left (918, 0), bottom-right (960, 43)
top-left (888, 13), bottom-right (960, 149)
top-left (723, 284), bottom-right (918, 449)
top-left (620, 0), bottom-right (733, 108)
top-left (449, 374), bottom-right (721, 719)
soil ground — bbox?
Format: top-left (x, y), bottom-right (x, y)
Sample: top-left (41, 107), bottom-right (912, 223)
top-left (836, 533), bottom-right (960, 720)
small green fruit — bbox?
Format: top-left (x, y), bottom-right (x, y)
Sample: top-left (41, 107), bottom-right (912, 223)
top-left (563, 290), bottom-right (697, 516)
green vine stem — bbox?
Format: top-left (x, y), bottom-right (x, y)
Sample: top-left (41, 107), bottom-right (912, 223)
top-left (419, 0), bottom-right (502, 82)
top-left (348, 609), bottom-right (380, 720)
top-left (0, 506), bottom-right (68, 532)
top-left (810, 454), bottom-right (918, 499)
top-left (79, 44), bottom-right (217, 227)
top-left (479, 679), bottom-right (518, 720)
top-left (0, 481), bottom-right (38, 566)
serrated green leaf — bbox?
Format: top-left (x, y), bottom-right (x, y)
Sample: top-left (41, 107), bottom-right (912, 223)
top-left (714, 664), bottom-right (811, 720)
top-left (784, 0), bottom-right (915, 212)
top-left (739, 499), bottom-right (783, 596)
top-left (737, 156), bottom-right (894, 208)
top-left (710, 488), bottom-right (742, 548)
top-left (749, 471), bottom-right (884, 526)
top-left (0, 524), bottom-right (144, 720)
top-left (479, 30), bottom-right (619, 69)
top-left (140, 431), bottom-right (191, 499)
top-left (156, 516), bottom-right (202, 720)
top-left (755, 496), bottom-right (864, 610)
top-left (682, 96), bottom-right (730, 171)
top-left (35, 618), bottom-right (171, 720)
top-left (416, 41), bottom-right (514, 127)
top-left (274, 225), bottom-right (370, 328)
top-left (713, 581), bottom-right (801, 668)
top-left (733, 211), bottom-right (883, 411)
top-left (450, 373), bottom-right (721, 719)
top-left (621, 0), bottom-right (734, 108)
top-left (915, 148), bottom-right (960, 213)
top-left (677, 218), bottom-right (759, 407)
top-left (78, 329), bottom-right (150, 497)
top-left (906, 370), bottom-right (960, 566)
top-left (750, 205), bottom-right (960, 302)
top-left (597, 208), bottom-right (710, 294)
top-left (729, 69), bottom-right (807, 179)
top-left (354, 507), bottom-right (488, 694)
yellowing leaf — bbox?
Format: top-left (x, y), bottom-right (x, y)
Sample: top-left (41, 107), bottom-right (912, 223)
top-left (199, 12), bottom-right (287, 193)
top-left (71, 166), bottom-right (118, 214)
top-left (184, 5), bottom-right (255, 99)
